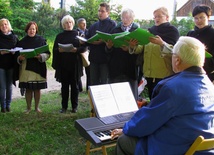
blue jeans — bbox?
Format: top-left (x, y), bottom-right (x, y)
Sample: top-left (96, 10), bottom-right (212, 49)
top-left (90, 62), bottom-right (109, 85)
top-left (0, 68), bottom-right (13, 109)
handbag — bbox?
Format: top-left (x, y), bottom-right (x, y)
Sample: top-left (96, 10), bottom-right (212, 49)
top-left (80, 50), bottom-right (90, 67)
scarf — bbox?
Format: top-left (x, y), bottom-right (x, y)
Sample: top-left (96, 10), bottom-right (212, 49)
top-left (148, 22), bottom-right (179, 45)
top-left (121, 23), bottom-right (133, 32)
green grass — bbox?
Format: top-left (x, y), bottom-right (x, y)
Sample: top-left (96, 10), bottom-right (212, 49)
top-left (0, 91), bottom-right (115, 155)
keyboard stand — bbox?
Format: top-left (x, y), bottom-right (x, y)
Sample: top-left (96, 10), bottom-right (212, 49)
top-left (86, 141), bottom-right (116, 155)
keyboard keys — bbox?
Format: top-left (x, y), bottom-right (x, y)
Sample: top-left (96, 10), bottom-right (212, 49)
top-left (95, 130), bottom-right (112, 141)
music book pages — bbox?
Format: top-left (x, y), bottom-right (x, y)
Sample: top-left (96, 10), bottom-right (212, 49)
top-left (0, 47), bottom-right (23, 52)
top-left (89, 82), bottom-right (138, 118)
top-left (110, 83), bottom-right (138, 113)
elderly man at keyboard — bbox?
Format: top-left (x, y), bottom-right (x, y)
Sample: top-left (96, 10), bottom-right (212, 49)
top-left (111, 36), bottom-right (214, 155)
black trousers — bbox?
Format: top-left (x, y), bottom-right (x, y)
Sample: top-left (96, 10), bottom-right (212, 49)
top-left (61, 79), bottom-right (79, 110)
top-left (60, 68), bottom-right (80, 110)
top-left (85, 66), bottom-right (90, 90)
top-left (145, 77), bottom-right (162, 100)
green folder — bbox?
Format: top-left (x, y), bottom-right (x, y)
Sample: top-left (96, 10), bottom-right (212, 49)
top-left (20, 45), bottom-right (49, 58)
top-left (205, 51), bottom-right (212, 58)
top-left (87, 34), bottom-right (101, 43)
top-left (34, 45), bottom-right (49, 55)
top-left (76, 34), bottom-right (101, 43)
top-left (114, 28), bottom-right (154, 46)
top-left (96, 31), bottom-right (130, 48)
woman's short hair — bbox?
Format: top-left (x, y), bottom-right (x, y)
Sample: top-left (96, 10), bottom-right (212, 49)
top-left (61, 15), bottom-right (75, 29)
top-left (25, 21), bottom-right (38, 33)
top-left (120, 8), bottom-right (135, 21)
top-left (0, 18), bottom-right (13, 31)
top-left (153, 7), bottom-right (169, 17)
top-left (192, 5), bottom-right (212, 17)
top-left (173, 36), bottom-right (205, 67)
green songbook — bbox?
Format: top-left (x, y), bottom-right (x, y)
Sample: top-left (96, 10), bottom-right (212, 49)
top-left (205, 51), bottom-right (212, 58)
top-left (20, 45), bottom-right (49, 58)
top-left (114, 28), bottom-right (154, 46)
top-left (76, 34), bottom-right (101, 43)
top-left (96, 31), bottom-right (130, 48)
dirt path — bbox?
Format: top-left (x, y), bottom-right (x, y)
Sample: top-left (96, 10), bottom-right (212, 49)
top-left (12, 69), bottom-right (86, 99)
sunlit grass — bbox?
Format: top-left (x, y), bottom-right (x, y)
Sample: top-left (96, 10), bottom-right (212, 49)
top-left (0, 91), bottom-right (115, 155)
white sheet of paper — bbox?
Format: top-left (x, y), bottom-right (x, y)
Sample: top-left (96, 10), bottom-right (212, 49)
top-left (89, 82), bottom-right (138, 118)
top-left (110, 82), bottom-right (138, 113)
top-left (89, 84), bottom-right (119, 117)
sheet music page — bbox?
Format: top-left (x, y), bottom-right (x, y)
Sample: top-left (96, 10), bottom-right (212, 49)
top-left (89, 84), bottom-right (119, 117)
top-left (110, 82), bottom-right (138, 113)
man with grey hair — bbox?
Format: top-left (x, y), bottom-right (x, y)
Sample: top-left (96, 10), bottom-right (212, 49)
top-left (76, 18), bottom-right (90, 91)
top-left (111, 36), bottom-right (214, 155)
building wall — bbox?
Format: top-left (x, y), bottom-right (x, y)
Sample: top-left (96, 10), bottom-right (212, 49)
top-left (177, 0), bottom-right (214, 16)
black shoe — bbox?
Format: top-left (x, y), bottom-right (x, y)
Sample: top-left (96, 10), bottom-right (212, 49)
top-left (71, 108), bottom-right (77, 113)
top-left (6, 107), bottom-right (10, 112)
top-left (1, 108), bottom-right (6, 113)
top-left (59, 109), bottom-right (66, 113)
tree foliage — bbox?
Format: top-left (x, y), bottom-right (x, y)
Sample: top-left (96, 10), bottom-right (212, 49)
top-left (9, 0), bottom-right (34, 38)
top-left (0, 0), bottom-right (12, 19)
top-left (0, 0), bottom-right (195, 40)
top-left (32, 3), bottom-right (57, 38)
top-left (70, 0), bottom-right (122, 28)
top-left (171, 15), bottom-right (194, 36)
top-left (71, 0), bottom-right (109, 27)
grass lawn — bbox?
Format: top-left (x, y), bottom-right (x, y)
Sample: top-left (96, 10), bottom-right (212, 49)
top-left (0, 91), bottom-right (115, 155)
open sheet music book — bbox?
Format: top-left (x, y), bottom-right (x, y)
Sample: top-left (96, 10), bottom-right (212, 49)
top-left (89, 82), bottom-right (138, 124)
top-left (96, 31), bottom-right (129, 48)
top-left (114, 28), bottom-right (154, 46)
top-left (20, 45), bottom-right (49, 58)
top-left (76, 34), bottom-right (100, 43)
top-left (0, 47), bottom-right (23, 52)
top-left (76, 28), bottom-right (153, 47)
top-left (76, 31), bottom-right (129, 46)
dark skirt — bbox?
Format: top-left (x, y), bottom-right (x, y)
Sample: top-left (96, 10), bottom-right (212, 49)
top-left (19, 81), bottom-right (47, 90)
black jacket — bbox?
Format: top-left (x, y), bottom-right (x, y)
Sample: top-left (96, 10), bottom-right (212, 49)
top-left (0, 31), bottom-right (18, 70)
top-left (108, 22), bottom-right (139, 80)
top-left (17, 34), bottom-right (50, 79)
top-left (52, 30), bottom-right (86, 82)
top-left (86, 17), bottom-right (116, 64)
top-left (187, 25), bottom-right (214, 81)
